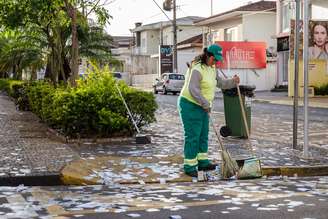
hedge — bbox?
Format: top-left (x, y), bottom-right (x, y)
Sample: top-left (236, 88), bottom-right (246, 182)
top-left (314, 84), bottom-right (328, 96)
top-left (0, 67), bottom-right (158, 137)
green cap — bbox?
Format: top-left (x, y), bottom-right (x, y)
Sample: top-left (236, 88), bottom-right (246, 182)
top-left (207, 44), bottom-right (223, 62)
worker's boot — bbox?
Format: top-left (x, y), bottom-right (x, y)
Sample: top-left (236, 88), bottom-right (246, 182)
top-left (198, 163), bottom-right (217, 171)
top-left (185, 171), bottom-right (198, 177)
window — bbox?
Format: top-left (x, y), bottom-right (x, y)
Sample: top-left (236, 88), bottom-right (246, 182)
top-left (282, 2), bottom-right (292, 32)
top-left (281, 1), bottom-right (298, 33)
top-left (224, 27), bottom-right (238, 41)
top-left (136, 32), bottom-right (141, 46)
top-left (169, 74), bottom-right (185, 80)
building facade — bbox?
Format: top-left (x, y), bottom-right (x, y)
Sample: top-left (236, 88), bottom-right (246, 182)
top-left (129, 16), bottom-right (204, 76)
top-left (276, 0), bottom-right (328, 96)
top-left (194, 0), bottom-right (277, 91)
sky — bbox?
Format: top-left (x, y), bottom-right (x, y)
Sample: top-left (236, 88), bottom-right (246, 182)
top-left (105, 0), bottom-right (256, 36)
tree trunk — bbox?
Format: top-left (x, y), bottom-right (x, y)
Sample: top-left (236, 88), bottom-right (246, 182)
top-left (31, 67), bottom-right (37, 80)
top-left (70, 5), bottom-right (79, 87)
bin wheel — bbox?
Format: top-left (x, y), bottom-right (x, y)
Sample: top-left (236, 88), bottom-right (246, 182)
top-left (220, 126), bottom-right (231, 137)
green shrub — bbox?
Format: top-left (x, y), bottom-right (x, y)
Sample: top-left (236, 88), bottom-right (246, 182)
top-left (314, 84), bottom-right (328, 96)
top-left (0, 79), bottom-right (10, 92)
top-left (0, 79), bottom-right (30, 110)
top-left (26, 81), bottom-right (56, 120)
top-left (24, 66), bottom-right (157, 137)
top-left (0, 79), bottom-right (25, 96)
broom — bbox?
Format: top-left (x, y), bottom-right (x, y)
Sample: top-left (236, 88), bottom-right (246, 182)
top-left (209, 115), bottom-right (239, 179)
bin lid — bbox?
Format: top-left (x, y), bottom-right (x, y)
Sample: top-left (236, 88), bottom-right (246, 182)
top-left (222, 85), bottom-right (256, 97)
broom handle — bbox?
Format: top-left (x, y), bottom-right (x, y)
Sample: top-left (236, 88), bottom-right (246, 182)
top-left (236, 85), bottom-right (255, 155)
top-left (236, 85), bottom-right (250, 138)
top-left (209, 114), bottom-right (225, 152)
top-left (115, 83), bottom-right (140, 133)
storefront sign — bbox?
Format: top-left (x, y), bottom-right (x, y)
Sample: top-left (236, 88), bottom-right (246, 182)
top-left (277, 36), bottom-right (290, 52)
top-left (159, 45), bottom-right (173, 75)
top-left (215, 41), bottom-right (267, 69)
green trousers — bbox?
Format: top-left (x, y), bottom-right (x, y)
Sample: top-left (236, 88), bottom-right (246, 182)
top-left (178, 96), bottom-right (210, 173)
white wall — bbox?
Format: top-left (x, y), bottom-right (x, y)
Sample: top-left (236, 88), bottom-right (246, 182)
top-left (146, 30), bottom-right (160, 55)
top-left (210, 17), bottom-right (243, 41)
top-left (140, 30), bottom-right (160, 55)
top-left (131, 74), bottom-right (158, 88)
top-left (242, 13), bottom-right (276, 49)
top-left (127, 55), bottom-right (157, 75)
top-left (219, 62), bottom-right (277, 91)
top-left (177, 48), bottom-right (202, 74)
top-left (162, 25), bottom-right (203, 45)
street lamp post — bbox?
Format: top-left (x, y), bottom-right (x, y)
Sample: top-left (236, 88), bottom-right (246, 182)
top-left (173, 0), bottom-right (177, 73)
top-left (293, 0), bottom-right (301, 150)
top-left (303, 0), bottom-right (310, 157)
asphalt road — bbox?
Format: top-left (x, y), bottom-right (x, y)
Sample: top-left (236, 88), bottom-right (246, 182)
top-left (155, 93), bottom-right (328, 123)
top-left (1, 177), bottom-right (327, 218)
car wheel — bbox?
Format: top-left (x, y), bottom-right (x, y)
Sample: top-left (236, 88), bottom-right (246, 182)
top-left (172, 92), bottom-right (177, 95)
top-left (153, 87), bottom-right (158, 94)
top-left (163, 87), bottom-right (167, 95)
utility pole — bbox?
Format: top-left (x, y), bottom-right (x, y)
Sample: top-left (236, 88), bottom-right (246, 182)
top-left (293, 0), bottom-right (301, 150)
top-left (173, 0), bottom-right (177, 73)
top-left (161, 0), bottom-right (177, 73)
top-left (303, 0), bottom-right (310, 157)
top-left (211, 0), bottom-right (213, 16)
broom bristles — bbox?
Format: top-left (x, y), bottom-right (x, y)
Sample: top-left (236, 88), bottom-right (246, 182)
top-left (221, 149), bottom-right (239, 179)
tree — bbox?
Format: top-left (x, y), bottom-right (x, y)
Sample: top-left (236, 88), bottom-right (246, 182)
top-left (0, 29), bottom-right (46, 79)
top-left (0, 0), bottom-right (113, 84)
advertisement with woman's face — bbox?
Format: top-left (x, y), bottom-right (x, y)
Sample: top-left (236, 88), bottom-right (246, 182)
top-left (309, 21), bottom-right (328, 60)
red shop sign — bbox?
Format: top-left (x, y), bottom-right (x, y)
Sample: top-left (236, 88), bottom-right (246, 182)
top-left (215, 41), bottom-right (267, 69)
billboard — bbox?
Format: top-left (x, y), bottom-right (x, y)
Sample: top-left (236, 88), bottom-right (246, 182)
top-left (290, 19), bottom-right (328, 74)
top-left (308, 20), bottom-right (328, 61)
top-left (215, 41), bottom-right (267, 69)
top-left (159, 45), bottom-right (173, 75)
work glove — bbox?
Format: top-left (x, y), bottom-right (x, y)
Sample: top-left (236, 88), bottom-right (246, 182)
top-left (203, 107), bottom-right (211, 113)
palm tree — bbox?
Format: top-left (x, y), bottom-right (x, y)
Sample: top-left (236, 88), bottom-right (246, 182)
top-left (0, 29), bottom-right (46, 79)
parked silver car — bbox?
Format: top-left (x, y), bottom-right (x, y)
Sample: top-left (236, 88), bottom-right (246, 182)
top-left (153, 73), bottom-right (185, 95)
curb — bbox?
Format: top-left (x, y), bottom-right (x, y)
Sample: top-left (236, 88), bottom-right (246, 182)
top-left (262, 165), bottom-right (328, 177)
top-left (254, 98), bottom-right (328, 109)
top-left (46, 127), bottom-right (136, 144)
top-left (0, 173), bottom-right (62, 186)
top-left (60, 161), bottom-right (328, 186)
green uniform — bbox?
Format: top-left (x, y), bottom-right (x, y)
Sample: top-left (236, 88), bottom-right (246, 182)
top-left (178, 62), bottom-right (235, 174)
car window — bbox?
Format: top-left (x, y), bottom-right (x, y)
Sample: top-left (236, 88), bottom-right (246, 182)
top-left (112, 72), bottom-right (122, 79)
top-left (169, 74), bottom-right (185, 80)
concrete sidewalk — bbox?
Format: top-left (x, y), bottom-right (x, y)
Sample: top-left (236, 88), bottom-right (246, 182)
top-left (217, 90), bottom-right (328, 109)
top-left (134, 86), bottom-right (328, 109)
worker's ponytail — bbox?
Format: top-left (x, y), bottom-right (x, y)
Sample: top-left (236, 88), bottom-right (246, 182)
top-left (193, 47), bottom-right (214, 65)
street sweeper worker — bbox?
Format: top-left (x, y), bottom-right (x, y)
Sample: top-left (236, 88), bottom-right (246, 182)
top-left (178, 44), bottom-right (240, 177)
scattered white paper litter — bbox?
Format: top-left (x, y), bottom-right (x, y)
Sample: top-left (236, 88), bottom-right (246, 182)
top-left (146, 208), bottom-right (160, 212)
top-left (169, 215), bottom-right (182, 219)
top-left (257, 207), bottom-right (279, 211)
top-left (127, 213), bottom-right (141, 218)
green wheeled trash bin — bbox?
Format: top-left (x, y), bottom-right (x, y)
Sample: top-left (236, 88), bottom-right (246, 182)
top-left (220, 85), bottom-right (256, 138)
